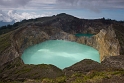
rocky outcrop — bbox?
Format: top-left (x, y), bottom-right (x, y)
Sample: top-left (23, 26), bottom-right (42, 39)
top-left (49, 25), bottom-right (120, 62)
top-left (95, 26), bottom-right (120, 61)
top-left (76, 25), bottom-right (120, 61)
top-left (63, 59), bottom-right (103, 76)
top-left (102, 55), bottom-right (124, 69)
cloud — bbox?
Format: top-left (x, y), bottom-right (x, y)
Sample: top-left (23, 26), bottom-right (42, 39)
top-left (0, 10), bottom-right (53, 22)
top-left (0, 0), bottom-right (56, 10)
top-left (56, 0), bottom-right (124, 11)
top-left (0, 10), bottom-right (13, 22)
top-left (0, 0), bottom-right (124, 11)
top-left (0, 0), bottom-right (124, 22)
top-left (24, 0), bottom-right (57, 10)
top-left (0, 0), bottom-right (31, 9)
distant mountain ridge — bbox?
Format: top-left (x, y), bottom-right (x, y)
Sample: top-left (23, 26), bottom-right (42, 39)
top-left (0, 21), bottom-right (15, 27)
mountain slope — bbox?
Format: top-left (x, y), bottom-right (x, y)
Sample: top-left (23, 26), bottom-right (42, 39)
top-left (0, 13), bottom-right (124, 83)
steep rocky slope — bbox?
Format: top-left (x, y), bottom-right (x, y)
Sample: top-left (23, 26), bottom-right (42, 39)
top-left (76, 25), bottom-right (120, 61)
top-left (0, 13), bottom-right (124, 83)
top-left (0, 13), bottom-right (122, 65)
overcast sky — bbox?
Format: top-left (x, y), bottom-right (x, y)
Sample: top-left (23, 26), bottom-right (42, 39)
top-left (0, 0), bottom-right (124, 22)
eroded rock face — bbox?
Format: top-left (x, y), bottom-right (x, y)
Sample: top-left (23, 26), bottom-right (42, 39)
top-left (76, 25), bottom-right (120, 61)
top-left (50, 25), bottom-right (120, 62)
top-left (102, 55), bottom-right (124, 69)
top-left (0, 25), bottom-right (120, 65)
top-left (95, 26), bottom-right (120, 61)
top-left (0, 13), bottom-right (122, 66)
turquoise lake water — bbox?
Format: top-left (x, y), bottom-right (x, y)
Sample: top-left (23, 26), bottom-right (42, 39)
top-left (75, 33), bottom-right (93, 37)
top-left (21, 40), bottom-right (100, 69)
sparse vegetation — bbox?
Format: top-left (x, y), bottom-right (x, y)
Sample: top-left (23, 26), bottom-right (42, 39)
top-left (0, 32), bottom-right (12, 53)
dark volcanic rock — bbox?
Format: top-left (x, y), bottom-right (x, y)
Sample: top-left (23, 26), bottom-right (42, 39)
top-left (102, 55), bottom-right (124, 69)
top-left (1, 56), bottom-right (124, 83)
top-left (0, 57), bottom-right (64, 82)
top-left (64, 59), bottom-right (101, 72)
top-left (63, 59), bottom-right (104, 76)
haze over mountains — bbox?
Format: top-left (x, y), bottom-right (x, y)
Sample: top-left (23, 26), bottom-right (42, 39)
top-left (0, 21), bottom-right (14, 27)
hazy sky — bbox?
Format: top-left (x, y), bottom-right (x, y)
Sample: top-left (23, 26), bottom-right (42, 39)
top-left (0, 0), bottom-right (124, 22)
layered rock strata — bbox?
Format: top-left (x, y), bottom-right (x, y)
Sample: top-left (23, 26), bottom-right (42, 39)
top-left (76, 25), bottom-right (120, 61)
top-left (0, 24), bottom-right (120, 65)
top-left (50, 25), bottom-right (120, 61)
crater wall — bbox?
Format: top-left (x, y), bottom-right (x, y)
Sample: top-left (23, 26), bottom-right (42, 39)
top-left (0, 24), bottom-right (120, 65)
